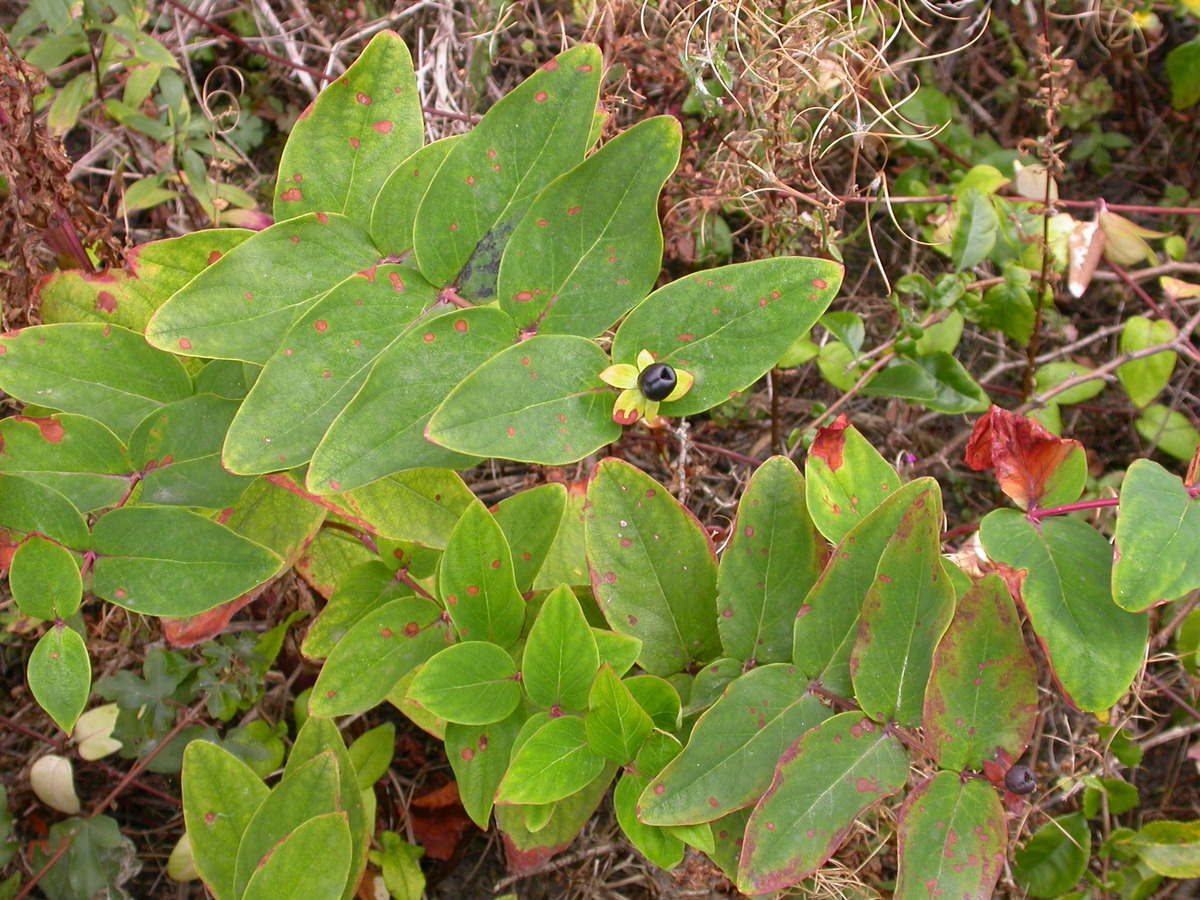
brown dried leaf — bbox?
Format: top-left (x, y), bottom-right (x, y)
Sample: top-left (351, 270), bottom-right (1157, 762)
top-left (964, 406), bottom-right (1083, 509)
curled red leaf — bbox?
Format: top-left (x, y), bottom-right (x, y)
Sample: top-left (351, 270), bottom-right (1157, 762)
top-left (965, 406), bottom-right (1083, 509)
top-left (810, 414), bottom-right (850, 471)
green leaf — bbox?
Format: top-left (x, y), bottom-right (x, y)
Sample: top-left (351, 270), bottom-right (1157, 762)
top-left (497, 116), bottom-right (681, 337)
top-left (820, 311), bottom-right (865, 356)
top-left (426, 335), bottom-right (620, 465)
top-left (47, 72), bottom-right (93, 134)
top-left (32, 815), bottom-right (139, 900)
top-left (1135, 404), bottom-right (1200, 463)
top-left (370, 137), bottom-right (462, 256)
top-left (336, 468), bottom-right (475, 547)
top-left (1013, 812), bottom-right (1090, 898)
top-left (348, 723), bottom-right (396, 790)
top-left (308, 597), bottom-right (447, 717)
top-left (862, 352), bottom-right (989, 414)
top-left (686, 658), bottom-right (742, 715)
top-left (439, 501), bottom-right (526, 648)
top-left (532, 482), bottom-right (590, 590)
top-left (1113, 459), bottom-right (1200, 611)
top-left (408, 642), bottom-right (521, 725)
top-left (895, 772), bottom-right (1006, 900)
top-left (1117, 821), bottom-right (1200, 877)
top-left (220, 475), bottom-right (327, 570)
top-left (625, 675), bottom-right (682, 731)
top-left (639, 664), bottom-right (832, 826)
top-left (307, 306), bottom-right (513, 492)
top-left (0, 324), bottom-right (192, 440)
top-left (496, 715), bottom-right (605, 806)
top-left (614, 773), bottom-right (685, 870)
top-left (241, 812), bottom-right (352, 900)
top-left (445, 707), bottom-right (526, 828)
top-left (493, 484), bottom-right (567, 592)
top-left (924, 574), bottom-right (1038, 771)
top-left (413, 45), bottom-right (603, 293)
top-left (953, 164), bottom-right (1009, 198)
top-left (0, 475), bottom-right (89, 550)
top-left (182, 740), bottom-right (270, 900)
top-left (737, 713), bottom-right (909, 894)
top-left (1117, 316), bottom-right (1177, 409)
top-left (979, 510), bottom-right (1147, 712)
top-left (128, 394), bottom-right (255, 508)
top-left (950, 189), bottom-right (999, 270)
top-left (1167, 38), bottom-right (1200, 110)
top-left (523, 584), bottom-right (599, 710)
top-left (301, 561), bottom-right (411, 659)
top-left (585, 458), bottom-right (720, 675)
top-left (274, 31), bottom-right (422, 222)
top-left (0, 414), bottom-right (133, 513)
top-left (372, 832), bottom-right (426, 900)
top-left (718, 457), bottom-right (825, 663)
top-left (585, 663), bottom-right (653, 764)
top-left (805, 420), bottom-right (901, 543)
top-left (224, 266), bottom-right (441, 476)
top-left (29, 625), bottom-right (90, 734)
top-left (979, 278), bottom-right (1035, 344)
top-left (145, 214), bottom-right (380, 364)
top-left (1035, 361), bottom-right (1106, 406)
top-left (793, 478), bottom-right (934, 696)
top-left (851, 484), bottom-right (955, 726)
top-left (593, 628), bottom-right (642, 677)
top-left (10, 535), bottom-right (83, 620)
top-left (611, 258), bottom-right (843, 417)
top-left (90, 507), bottom-right (283, 617)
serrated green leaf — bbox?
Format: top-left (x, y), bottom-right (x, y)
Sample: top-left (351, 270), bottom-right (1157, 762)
top-left (496, 715), bottom-right (604, 805)
top-left (611, 258), bottom-right (843, 417)
top-left (0, 324), bottom-right (192, 440)
top-left (980, 510), bottom-right (1146, 712)
top-left (924, 574), bottom-right (1038, 771)
top-left (585, 458), bottom-right (719, 676)
top-left (805, 419), bottom-right (901, 543)
top-left (737, 713), bottom-right (909, 894)
top-left (585, 663), bottom-right (653, 763)
top-left (309, 597), bottom-right (447, 717)
top-left (1113, 459), bottom-right (1200, 611)
top-left (523, 584), bottom-right (599, 710)
top-left (10, 536), bottom-right (83, 620)
top-left (0, 414), bottom-right (133, 513)
top-left (639, 665), bottom-right (831, 826)
top-left (426, 335), bottom-right (620, 465)
top-left (408, 642), bottom-right (521, 725)
top-left (497, 116), bottom-right (680, 337)
top-left (439, 501), bottom-right (526, 648)
top-left (145, 214), bottom-right (380, 364)
top-left (90, 507), bottom-right (282, 617)
top-left (274, 31), bottom-right (422, 223)
top-left (29, 625), bottom-right (90, 734)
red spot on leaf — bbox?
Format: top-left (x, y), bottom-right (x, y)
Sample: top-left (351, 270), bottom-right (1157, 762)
top-left (759, 297), bottom-right (768, 307)
top-left (15, 417), bottom-right (64, 443)
top-left (322, 370), bottom-right (331, 378)
top-left (315, 212), bottom-right (328, 224)
top-left (115, 589), bottom-right (127, 599)
top-left (356, 92), bottom-right (372, 105)
top-left (507, 427), bottom-right (516, 437)
top-left (536, 219), bottom-right (548, 227)
top-left (291, 174), bottom-right (302, 183)
top-left (314, 320), bottom-right (328, 332)
top-left (423, 333), bottom-right (435, 343)
top-left (449, 223), bottom-right (459, 232)
top-left (454, 319), bottom-right (468, 332)
top-left (678, 333), bottom-right (694, 341)
top-left (708, 797), bottom-right (719, 808)
top-left (461, 748), bottom-right (474, 761)
top-left (467, 586), bottom-right (480, 596)
top-left (813, 278), bottom-right (828, 290)
top-left (567, 206), bottom-right (581, 215)
top-left (328, 479), bottom-right (340, 491)
top-left (628, 615), bottom-right (638, 625)
top-left (373, 120), bottom-right (393, 134)
top-left (389, 271), bottom-right (405, 292)
top-left (513, 291), bottom-right (534, 303)
top-left (654, 784), bottom-right (665, 795)
top-left (603, 571), bottom-right (617, 584)
top-left (490, 559), bottom-right (501, 569)
top-left (291, 234), bottom-right (300, 244)
top-left (279, 187), bottom-right (303, 202)
top-left (380, 628), bottom-right (393, 639)
top-left (535, 91), bottom-right (549, 102)
top-left (542, 59), bottom-right (559, 71)
top-left (521, 356), bottom-right (530, 366)
top-left (620, 538), bottom-right (632, 548)
top-left (558, 414), bottom-right (567, 423)
top-left (96, 291), bottom-right (117, 313)
top-left (178, 338), bottom-right (192, 350)
top-left (207, 250), bottom-right (223, 265)
top-left (349, 136), bottom-right (360, 149)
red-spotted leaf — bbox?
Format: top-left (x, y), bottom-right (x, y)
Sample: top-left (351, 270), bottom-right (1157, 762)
top-left (964, 406), bottom-right (1086, 510)
top-left (446, 707), bottom-right (526, 828)
top-left (301, 561), bottom-right (411, 660)
top-left (307, 306), bottom-right (514, 493)
top-left (497, 116), bottom-right (680, 337)
top-left (585, 459), bottom-right (720, 675)
top-left (90, 507), bottom-right (282, 617)
top-left (1113, 459), bottom-right (1200, 610)
top-left (425, 335), bottom-right (619, 465)
top-left (309, 596), bottom-right (446, 717)
top-left (615, 772), bottom-right (685, 869)
top-left (413, 45), bottom-right (602, 294)
top-left (38, 229), bottom-right (251, 331)
top-left (738, 713), bottom-right (909, 894)
top-left (805, 415), bottom-right (901, 542)
top-left (851, 485), bottom-right (955, 727)
top-left (493, 483), bottom-right (567, 592)
top-left (924, 574), bottom-right (1038, 771)
top-left (370, 136), bottom-right (462, 256)
top-left (718, 456), bottom-right (827, 664)
top-left (0, 475), bottom-right (89, 550)
top-left (241, 812), bottom-right (352, 900)
top-left (496, 715), bottom-right (605, 806)
top-left (610, 258), bottom-right (842, 418)
top-left (10, 535), bottom-right (82, 620)
top-left (0, 415), bottom-right (132, 513)
top-left (439, 501), bottom-right (526, 649)
top-left (223, 265), bottom-right (439, 475)
top-left (0, 324), bottom-right (191, 440)
top-left (585, 663), bottom-right (653, 764)
top-left (407, 641), bottom-right (521, 725)
top-left (980, 509), bottom-right (1147, 712)
top-left (274, 30), bottom-right (422, 223)
top-left (336, 468), bottom-right (475, 548)
top-left (128, 394), bottom-right (255, 508)
top-left (523, 584), bottom-right (599, 711)
top-left (145, 214), bottom-right (380, 364)
top-left (895, 771), bottom-right (1006, 900)
top-left (793, 478), bottom-right (934, 697)
top-left (29, 624), bottom-right (90, 734)
top-left (638, 664), bottom-right (831, 826)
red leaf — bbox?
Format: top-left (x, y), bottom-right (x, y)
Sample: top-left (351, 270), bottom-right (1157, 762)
top-left (810, 414), bottom-right (850, 472)
top-left (964, 406), bottom-right (1083, 509)
top-left (405, 780), bottom-right (475, 862)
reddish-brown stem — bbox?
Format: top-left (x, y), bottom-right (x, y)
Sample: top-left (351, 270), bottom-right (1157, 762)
top-left (625, 431), bottom-right (761, 468)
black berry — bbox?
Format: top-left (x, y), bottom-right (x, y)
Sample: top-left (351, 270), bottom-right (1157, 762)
top-left (638, 363), bottom-right (677, 402)
top-left (1005, 764), bottom-right (1036, 795)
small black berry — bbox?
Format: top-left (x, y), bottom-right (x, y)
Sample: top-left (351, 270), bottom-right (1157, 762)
top-left (638, 363), bottom-right (677, 402)
top-left (1005, 764), bottom-right (1036, 795)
